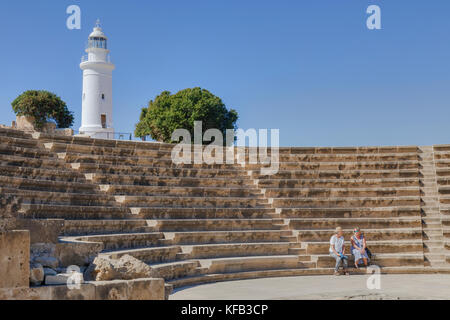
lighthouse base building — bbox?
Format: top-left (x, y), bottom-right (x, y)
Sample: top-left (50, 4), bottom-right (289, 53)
top-left (78, 20), bottom-right (115, 140)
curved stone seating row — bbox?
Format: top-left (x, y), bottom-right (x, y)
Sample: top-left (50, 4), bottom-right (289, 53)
top-left (257, 177), bottom-right (419, 189)
top-left (57, 151), bottom-right (241, 170)
top-left (86, 173), bottom-right (254, 188)
top-left (264, 187), bottom-right (420, 198)
top-left (288, 217), bottom-right (421, 230)
top-left (252, 169), bottom-right (420, 180)
top-left (304, 240), bottom-right (423, 254)
top-left (99, 184), bottom-right (263, 198)
top-left (72, 162), bottom-right (251, 178)
top-left (242, 152), bottom-right (419, 163)
top-left (2, 128), bottom-right (449, 295)
top-left (0, 154), bottom-right (70, 170)
top-left (98, 242), bottom-right (301, 264)
top-left (278, 206), bottom-right (421, 218)
top-left (271, 196), bottom-right (420, 208)
top-left (247, 160), bottom-right (419, 171)
top-left (0, 176), bottom-right (99, 194)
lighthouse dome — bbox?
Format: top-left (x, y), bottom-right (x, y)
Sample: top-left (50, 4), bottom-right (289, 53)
top-left (87, 20), bottom-right (108, 49)
top-left (89, 27), bottom-right (107, 40)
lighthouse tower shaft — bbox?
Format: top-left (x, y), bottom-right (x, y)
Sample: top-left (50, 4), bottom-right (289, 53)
top-left (79, 21), bottom-right (115, 139)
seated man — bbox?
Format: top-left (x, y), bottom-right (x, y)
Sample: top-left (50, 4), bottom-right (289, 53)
top-left (350, 227), bottom-right (369, 268)
top-left (329, 226), bottom-right (349, 276)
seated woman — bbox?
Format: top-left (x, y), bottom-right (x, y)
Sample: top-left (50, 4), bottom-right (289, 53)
top-left (350, 227), bottom-right (369, 268)
top-left (329, 226), bottom-right (349, 276)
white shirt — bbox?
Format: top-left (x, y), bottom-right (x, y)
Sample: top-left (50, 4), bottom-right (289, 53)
top-left (330, 235), bottom-right (345, 254)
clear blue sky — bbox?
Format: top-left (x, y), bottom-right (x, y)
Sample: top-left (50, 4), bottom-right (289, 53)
top-left (1, 0), bottom-right (449, 147)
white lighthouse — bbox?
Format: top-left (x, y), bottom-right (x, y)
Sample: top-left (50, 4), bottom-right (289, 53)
top-left (79, 20), bottom-right (115, 139)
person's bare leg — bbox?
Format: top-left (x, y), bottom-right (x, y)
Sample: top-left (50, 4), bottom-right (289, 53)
top-left (355, 258), bottom-right (360, 268)
top-left (363, 258), bottom-right (368, 267)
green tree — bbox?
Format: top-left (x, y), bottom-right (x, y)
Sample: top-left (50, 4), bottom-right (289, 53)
top-left (11, 90), bottom-right (74, 130)
top-left (135, 88), bottom-right (238, 144)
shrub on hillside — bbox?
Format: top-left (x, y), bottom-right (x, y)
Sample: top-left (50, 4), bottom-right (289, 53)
top-left (11, 90), bottom-right (74, 129)
top-left (135, 87), bottom-right (238, 144)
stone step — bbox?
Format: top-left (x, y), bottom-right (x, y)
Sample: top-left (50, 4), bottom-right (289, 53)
top-left (264, 187), bottom-right (420, 198)
top-left (436, 169), bottom-right (450, 177)
top-left (314, 253), bottom-right (424, 268)
top-left (0, 134), bottom-right (41, 148)
top-left (58, 151), bottom-right (241, 170)
top-left (68, 230), bottom-right (293, 250)
top-left (0, 143), bottom-right (54, 159)
top-left (257, 177), bottom-right (419, 189)
top-left (304, 240), bottom-right (423, 254)
top-left (62, 219), bottom-right (153, 236)
top-left (201, 255), bottom-right (302, 274)
top-left (251, 146), bottom-right (418, 155)
top-left (247, 160), bottom-right (419, 171)
top-left (272, 196), bottom-right (420, 208)
top-left (19, 203), bottom-right (130, 219)
top-left (297, 228), bottom-right (423, 242)
top-left (422, 229), bottom-right (444, 238)
top-left (44, 141), bottom-right (176, 157)
top-left (440, 196), bottom-right (450, 205)
top-left (108, 242), bottom-right (298, 263)
top-left (86, 173), bottom-right (254, 188)
top-left (0, 165), bottom-right (87, 183)
top-left (289, 217), bottom-right (421, 230)
top-left (434, 145), bottom-right (450, 152)
top-left (131, 207), bottom-right (276, 219)
top-left (0, 154), bottom-right (69, 170)
top-left (99, 184), bottom-right (263, 198)
top-left (151, 260), bottom-right (201, 281)
top-left (72, 162), bottom-right (250, 178)
top-left (63, 232), bottom-right (165, 251)
top-left (288, 248), bottom-right (306, 255)
top-left (439, 186), bottom-right (450, 195)
top-left (279, 206), bottom-right (421, 218)
top-left (435, 161), bottom-right (450, 168)
top-left (424, 253), bottom-right (446, 261)
top-left (253, 169), bottom-right (420, 180)
top-left (243, 152), bottom-right (419, 163)
top-left (1, 188), bottom-right (117, 206)
top-left (0, 175), bottom-right (99, 194)
top-left (154, 219), bottom-right (281, 232)
top-left (0, 127), bottom-right (34, 139)
top-left (156, 230), bottom-right (292, 246)
top-left (114, 195), bottom-right (270, 208)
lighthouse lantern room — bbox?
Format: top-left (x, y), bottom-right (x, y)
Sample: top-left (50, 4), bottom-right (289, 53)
top-left (79, 20), bottom-right (115, 139)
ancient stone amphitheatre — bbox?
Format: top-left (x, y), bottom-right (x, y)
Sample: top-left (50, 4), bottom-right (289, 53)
top-left (1, 126), bottom-right (449, 300)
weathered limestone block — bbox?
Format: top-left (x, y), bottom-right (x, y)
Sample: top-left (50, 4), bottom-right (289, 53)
top-left (84, 254), bottom-right (159, 281)
top-left (15, 219), bottom-right (64, 244)
top-left (50, 283), bottom-right (95, 300)
top-left (55, 241), bottom-right (103, 267)
top-left (30, 263), bottom-right (44, 286)
top-left (15, 116), bottom-right (73, 136)
top-left (91, 279), bottom-right (165, 300)
top-left (0, 230), bottom-right (30, 289)
top-left (126, 278), bottom-right (165, 300)
top-left (34, 256), bottom-right (59, 269)
top-left (43, 268), bottom-right (57, 277)
top-left (0, 286), bottom-right (52, 300)
top-left (0, 279), bottom-right (165, 300)
top-left (45, 272), bottom-right (84, 286)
